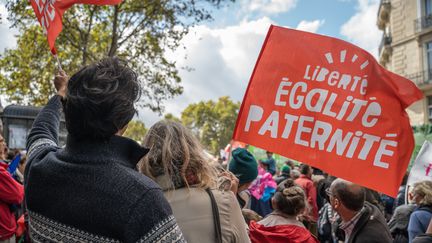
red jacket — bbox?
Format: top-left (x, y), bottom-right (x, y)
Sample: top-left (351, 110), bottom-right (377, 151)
top-left (295, 175), bottom-right (318, 222)
top-left (249, 221), bottom-right (318, 243)
top-left (0, 162), bottom-right (24, 240)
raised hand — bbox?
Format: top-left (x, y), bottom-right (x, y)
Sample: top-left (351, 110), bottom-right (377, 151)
top-left (54, 70), bottom-right (69, 98)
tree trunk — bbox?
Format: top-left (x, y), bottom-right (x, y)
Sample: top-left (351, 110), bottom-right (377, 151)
top-left (82, 7), bottom-right (96, 65)
top-left (108, 6), bottom-right (119, 57)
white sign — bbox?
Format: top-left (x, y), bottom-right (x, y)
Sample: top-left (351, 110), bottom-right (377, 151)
top-left (407, 141), bottom-right (432, 186)
top-left (9, 125), bottom-right (28, 149)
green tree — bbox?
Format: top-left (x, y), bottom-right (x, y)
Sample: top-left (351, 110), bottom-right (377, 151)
top-left (181, 96), bottom-right (240, 154)
top-left (1, 0), bottom-right (231, 111)
top-left (123, 120), bottom-right (147, 143)
top-left (164, 113), bottom-right (181, 123)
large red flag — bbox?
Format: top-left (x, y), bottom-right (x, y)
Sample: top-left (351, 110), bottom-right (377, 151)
top-left (30, 0), bottom-right (122, 54)
top-left (233, 25), bottom-right (423, 196)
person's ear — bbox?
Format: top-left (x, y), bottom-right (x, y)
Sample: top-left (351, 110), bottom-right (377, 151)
top-left (333, 198), bottom-right (340, 209)
top-left (271, 197), bottom-right (277, 210)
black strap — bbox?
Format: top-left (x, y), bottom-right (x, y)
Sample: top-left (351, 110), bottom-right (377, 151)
top-left (206, 188), bottom-right (222, 243)
top-left (417, 206), bottom-right (432, 214)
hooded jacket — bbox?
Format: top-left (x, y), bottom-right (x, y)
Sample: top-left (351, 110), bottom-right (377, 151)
top-left (249, 220), bottom-right (318, 243)
top-left (0, 162), bottom-right (23, 240)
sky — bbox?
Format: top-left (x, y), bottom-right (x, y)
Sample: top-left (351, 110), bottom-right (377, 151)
top-left (0, 0), bottom-right (382, 127)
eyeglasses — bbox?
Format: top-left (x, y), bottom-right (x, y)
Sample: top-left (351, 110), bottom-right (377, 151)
top-left (325, 188), bottom-right (333, 197)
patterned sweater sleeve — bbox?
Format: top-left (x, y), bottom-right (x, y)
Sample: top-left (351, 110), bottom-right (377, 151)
top-left (26, 95), bottom-right (62, 158)
top-left (125, 188), bottom-right (186, 243)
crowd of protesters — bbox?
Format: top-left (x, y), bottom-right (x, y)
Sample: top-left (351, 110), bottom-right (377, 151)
top-left (0, 57), bottom-right (431, 242)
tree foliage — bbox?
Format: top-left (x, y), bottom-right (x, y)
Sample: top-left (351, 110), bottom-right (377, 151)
top-left (1, 0), bottom-right (231, 110)
top-left (181, 96), bottom-right (240, 154)
top-left (164, 113), bottom-right (181, 123)
top-left (123, 120), bottom-right (147, 143)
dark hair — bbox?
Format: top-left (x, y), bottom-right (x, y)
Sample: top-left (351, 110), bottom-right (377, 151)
top-left (299, 164), bottom-right (311, 175)
top-left (285, 160), bottom-right (294, 168)
top-left (273, 179), bottom-right (306, 216)
top-left (64, 57), bottom-right (141, 141)
top-left (401, 172), bottom-right (409, 186)
top-left (333, 181), bottom-right (365, 211)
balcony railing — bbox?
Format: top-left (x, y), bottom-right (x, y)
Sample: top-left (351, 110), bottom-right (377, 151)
top-left (406, 69), bottom-right (432, 86)
top-left (415, 15), bottom-right (432, 32)
top-left (378, 33), bottom-right (392, 56)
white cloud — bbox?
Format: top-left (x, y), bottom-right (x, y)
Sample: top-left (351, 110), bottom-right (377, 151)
top-left (245, 0), bottom-right (298, 14)
top-left (139, 17), bottom-right (325, 126)
top-left (296, 20), bottom-right (325, 33)
top-left (0, 4), bottom-right (17, 53)
top-left (138, 17), bottom-right (275, 125)
top-left (340, 0), bottom-right (381, 58)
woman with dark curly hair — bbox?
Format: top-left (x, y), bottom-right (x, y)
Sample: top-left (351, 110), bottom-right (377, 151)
top-left (249, 179), bottom-right (318, 243)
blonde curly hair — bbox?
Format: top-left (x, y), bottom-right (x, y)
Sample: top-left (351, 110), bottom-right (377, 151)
top-left (413, 180), bottom-right (432, 206)
top-left (138, 120), bottom-right (217, 190)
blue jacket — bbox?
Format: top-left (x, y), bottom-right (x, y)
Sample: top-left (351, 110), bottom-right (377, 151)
top-left (408, 206), bottom-right (432, 243)
top-left (261, 157), bottom-right (276, 175)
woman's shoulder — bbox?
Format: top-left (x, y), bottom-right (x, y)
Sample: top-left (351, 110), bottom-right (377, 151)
top-left (165, 187), bottom-right (235, 206)
top-left (413, 205), bottom-right (432, 216)
top-left (210, 188), bottom-right (237, 207)
top-left (258, 214), bottom-right (305, 228)
top-left (249, 221), bottom-right (318, 243)
top-left (410, 207), bottom-right (432, 223)
top-left (210, 188), bottom-right (247, 221)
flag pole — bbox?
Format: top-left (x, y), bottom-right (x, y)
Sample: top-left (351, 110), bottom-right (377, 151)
top-left (54, 54), bottom-right (63, 71)
top-left (226, 140), bottom-right (234, 171)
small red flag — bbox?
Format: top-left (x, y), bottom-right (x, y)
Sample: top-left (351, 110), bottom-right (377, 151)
top-left (29, 0), bottom-right (123, 54)
top-left (233, 25), bottom-right (423, 196)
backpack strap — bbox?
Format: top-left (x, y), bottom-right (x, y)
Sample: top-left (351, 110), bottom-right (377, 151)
top-left (206, 188), bottom-right (222, 243)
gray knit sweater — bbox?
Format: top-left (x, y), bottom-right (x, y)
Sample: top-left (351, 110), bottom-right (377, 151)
top-left (25, 95), bottom-right (185, 243)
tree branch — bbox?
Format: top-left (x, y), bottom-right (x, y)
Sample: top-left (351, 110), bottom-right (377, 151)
top-left (117, 2), bottom-right (162, 46)
top-left (82, 6), bottom-right (96, 65)
top-left (108, 6), bottom-right (120, 57)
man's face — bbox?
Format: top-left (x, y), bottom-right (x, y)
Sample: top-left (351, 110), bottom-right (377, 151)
top-left (267, 152), bottom-right (273, 158)
top-left (326, 185), bottom-right (341, 212)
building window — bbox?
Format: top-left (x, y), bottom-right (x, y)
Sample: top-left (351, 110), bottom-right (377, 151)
top-left (426, 0), bottom-right (432, 16)
top-left (428, 96), bottom-right (432, 122)
top-left (426, 42), bottom-right (432, 80)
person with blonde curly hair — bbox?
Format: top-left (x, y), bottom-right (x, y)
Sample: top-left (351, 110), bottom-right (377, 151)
top-left (408, 180), bottom-right (432, 242)
top-left (249, 179), bottom-right (318, 243)
top-left (138, 120), bottom-right (249, 243)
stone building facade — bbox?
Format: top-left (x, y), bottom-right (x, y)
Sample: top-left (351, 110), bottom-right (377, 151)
top-left (377, 0), bottom-right (432, 125)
